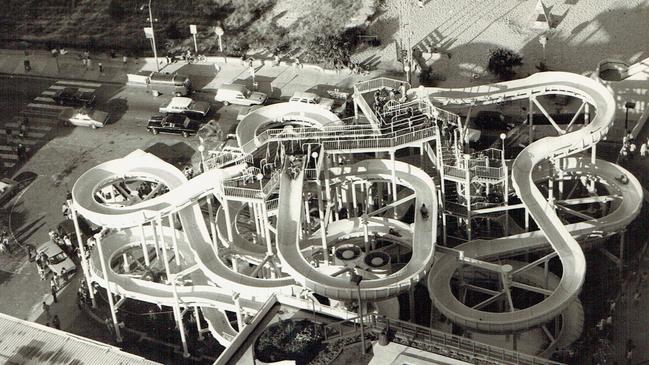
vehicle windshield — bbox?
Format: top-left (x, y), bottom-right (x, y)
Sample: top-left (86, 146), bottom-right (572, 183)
top-left (48, 252), bottom-right (67, 265)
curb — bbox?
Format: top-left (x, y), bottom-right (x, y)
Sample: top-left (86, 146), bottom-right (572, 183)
top-left (0, 71), bottom-right (125, 86)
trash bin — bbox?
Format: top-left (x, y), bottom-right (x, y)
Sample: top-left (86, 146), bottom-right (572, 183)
top-left (379, 330), bottom-right (389, 346)
top-left (23, 60), bottom-right (31, 71)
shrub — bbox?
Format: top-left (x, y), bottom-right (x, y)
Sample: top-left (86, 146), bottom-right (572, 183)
top-left (108, 0), bottom-right (125, 20)
top-left (165, 22), bottom-right (183, 40)
top-left (254, 319), bottom-right (323, 364)
top-left (419, 65), bottom-right (445, 86)
top-left (487, 48), bottom-right (523, 80)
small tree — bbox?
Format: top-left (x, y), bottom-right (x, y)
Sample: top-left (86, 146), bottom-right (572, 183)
top-left (108, 0), bottom-right (125, 20)
top-left (418, 65), bottom-right (445, 87)
top-left (487, 48), bottom-right (523, 80)
top-left (165, 22), bottom-right (183, 40)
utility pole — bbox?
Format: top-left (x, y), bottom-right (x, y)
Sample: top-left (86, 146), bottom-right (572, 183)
top-left (142, 0), bottom-right (159, 71)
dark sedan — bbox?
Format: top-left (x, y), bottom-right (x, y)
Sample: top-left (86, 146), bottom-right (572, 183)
top-left (53, 87), bottom-right (96, 107)
top-left (147, 114), bottom-right (201, 138)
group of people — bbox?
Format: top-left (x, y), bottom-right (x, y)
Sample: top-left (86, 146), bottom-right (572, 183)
top-left (41, 301), bottom-right (61, 330)
top-left (619, 133), bottom-right (649, 162)
top-left (372, 84), bottom-right (408, 114)
top-left (5, 117), bottom-right (29, 161)
top-left (0, 228), bottom-right (12, 254)
top-left (286, 155), bottom-right (302, 180)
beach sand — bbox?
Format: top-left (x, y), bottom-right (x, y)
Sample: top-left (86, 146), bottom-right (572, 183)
top-left (358, 0), bottom-right (649, 86)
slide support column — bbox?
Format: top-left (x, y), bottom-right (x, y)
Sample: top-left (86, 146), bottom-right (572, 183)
top-left (95, 234), bottom-right (123, 343)
top-left (70, 205), bottom-right (96, 308)
top-left (139, 223), bottom-right (150, 266)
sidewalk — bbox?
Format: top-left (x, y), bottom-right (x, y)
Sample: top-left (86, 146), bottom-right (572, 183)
top-left (0, 48), bottom-right (378, 98)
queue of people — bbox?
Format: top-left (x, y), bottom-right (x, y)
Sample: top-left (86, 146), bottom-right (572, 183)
top-left (619, 134), bottom-right (649, 162)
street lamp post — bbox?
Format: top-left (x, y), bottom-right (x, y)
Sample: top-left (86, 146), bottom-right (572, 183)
top-left (624, 101), bottom-right (636, 136)
top-left (197, 142), bottom-right (205, 173)
top-left (142, 0), bottom-right (160, 71)
top-left (350, 272), bottom-right (366, 354)
top-left (538, 35), bottom-right (547, 66)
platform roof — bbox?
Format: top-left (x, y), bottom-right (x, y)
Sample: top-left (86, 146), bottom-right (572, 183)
top-left (0, 312), bottom-right (160, 365)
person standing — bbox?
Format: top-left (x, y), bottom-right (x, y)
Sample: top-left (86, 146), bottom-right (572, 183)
top-left (42, 301), bottom-right (51, 320)
top-left (16, 143), bottom-right (25, 161)
top-left (640, 140), bottom-right (647, 159)
top-left (50, 277), bottom-right (58, 303)
top-left (52, 315), bottom-right (61, 330)
top-left (98, 62), bottom-right (103, 73)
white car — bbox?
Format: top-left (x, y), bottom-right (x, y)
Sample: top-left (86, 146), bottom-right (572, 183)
top-left (59, 107), bottom-right (109, 129)
top-left (289, 91), bottom-right (335, 111)
top-left (215, 84), bottom-right (267, 106)
top-left (159, 97), bottom-right (211, 117)
top-left (37, 240), bottom-right (77, 277)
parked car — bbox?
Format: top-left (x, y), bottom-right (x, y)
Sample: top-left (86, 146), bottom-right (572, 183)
top-left (147, 113), bottom-right (201, 137)
top-left (37, 240), bottom-right (77, 277)
top-left (289, 91), bottom-right (335, 111)
top-left (158, 97), bottom-right (210, 118)
top-left (215, 84), bottom-right (267, 106)
top-left (59, 107), bottom-right (109, 129)
top-left (0, 178), bottom-right (18, 205)
top-left (53, 87), bottom-right (96, 107)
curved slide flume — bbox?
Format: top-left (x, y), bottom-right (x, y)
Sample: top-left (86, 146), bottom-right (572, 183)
top-left (421, 72), bottom-right (628, 332)
top-left (72, 150), bottom-right (295, 299)
top-left (428, 158), bottom-right (641, 337)
top-left (276, 158), bottom-right (437, 301)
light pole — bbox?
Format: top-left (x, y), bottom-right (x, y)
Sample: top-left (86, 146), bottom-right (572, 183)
top-left (500, 133), bottom-right (506, 163)
top-left (350, 272), bottom-right (366, 354)
top-left (538, 35), bottom-right (547, 66)
top-left (624, 101), bottom-right (636, 136)
top-left (197, 142), bottom-right (205, 173)
top-left (142, 0), bottom-right (160, 71)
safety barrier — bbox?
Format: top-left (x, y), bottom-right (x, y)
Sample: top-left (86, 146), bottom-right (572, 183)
top-left (322, 314), bottom-right (562, 365)
top-left (322, 126), bottom-right (437, 152)
top-left (354, 77), bottom-right (410, 94)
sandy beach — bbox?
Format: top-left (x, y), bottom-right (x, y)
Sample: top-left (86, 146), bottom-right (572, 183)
top-left (357, 0), bottom-right (649, 85)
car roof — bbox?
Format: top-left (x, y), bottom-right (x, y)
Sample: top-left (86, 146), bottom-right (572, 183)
top-left (37, 240), bottom-right (63, 256)
top-left (291, 91), bottom-right (318, 99)
top-left (218, 83), bottom-right (248, 93)
top-left (168, 97), bottom-right (193, 108)
top-left (163, 114), bottom-right (188, 123)
top-left (0, 178), bottom-right (15, 192)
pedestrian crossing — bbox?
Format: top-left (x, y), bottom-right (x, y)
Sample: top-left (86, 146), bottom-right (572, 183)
top-left (1, 79), bottom-right (102, 172)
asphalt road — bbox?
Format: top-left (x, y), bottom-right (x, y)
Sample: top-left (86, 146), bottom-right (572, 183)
top-left (0, 73), bottom-right (240, 323)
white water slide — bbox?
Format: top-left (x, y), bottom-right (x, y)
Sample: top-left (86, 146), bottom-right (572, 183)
top-left (70, 71), bottom-right (642, 341)
top-left (419, 72), bottom-right (642, 332)
top-left (276, 158), bottom-right (437, 301)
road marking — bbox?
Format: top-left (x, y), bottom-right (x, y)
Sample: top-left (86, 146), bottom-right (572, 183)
top-left (5, 123), bottom-right (53, 132)
top-left (0, 153), bottom-right (18, 160)
top-left (0, 145), bottom-right (30, 152)
top-left (0, 138), bottom-right (39, 146)
top-left (48, 85), bottom-right (95, 92)
top-left (34, 96), bottom-right (55, 103)
top-left (0, 129), bottom-right (47, 138)
top-left (56, 80), bottom-right (101, 88)
top-left (27, 103), bottom-right (68, 110)
top-left (13, 116), bottom-right (56, 125)
top-left (41, 90), bottom-right (56, 96)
